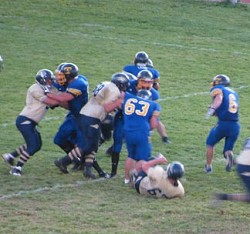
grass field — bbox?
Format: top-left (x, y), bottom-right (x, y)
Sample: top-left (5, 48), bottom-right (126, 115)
top-left (1, 0), bottom-right (250, 233)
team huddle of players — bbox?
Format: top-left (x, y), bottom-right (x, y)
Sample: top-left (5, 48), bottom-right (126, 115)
top-left (2, 51), bottom-right (247, 201)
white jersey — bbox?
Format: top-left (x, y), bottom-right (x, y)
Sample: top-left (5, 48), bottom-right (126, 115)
top-left (19, 83), bottom-right (49, 123)
top-left (138, 166), bottom-right (185, 199)
top-left (80, 81), bottom-right (120, 122)
top-left (236, 149), bottom-right (250, 165)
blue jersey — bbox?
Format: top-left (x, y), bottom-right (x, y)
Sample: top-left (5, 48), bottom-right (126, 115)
top-left (123, 64), bottom-right (160, 82)
top-left (210, 85), bottom-right (239, 121)
top-left (66, 75), bottom-right (89, 117)
top-left (127, 80), bottom-right (160, 101)
top-left (122, 92), bottom-right (161, 134)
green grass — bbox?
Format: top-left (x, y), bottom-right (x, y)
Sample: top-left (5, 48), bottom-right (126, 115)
top-left (1, 0), bottom-right (250, 233)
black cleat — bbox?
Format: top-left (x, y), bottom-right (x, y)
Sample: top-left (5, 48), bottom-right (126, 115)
top-left (83, 167), bottom-right (96, 179)
top-left (54, 159), bottom-right (69, 174)
top-left (162, 136), bottom-right (171, 144)
top-left (2, 153), bottom-right (15, 166)
top-left (99, 171), bottom-right (111, 179)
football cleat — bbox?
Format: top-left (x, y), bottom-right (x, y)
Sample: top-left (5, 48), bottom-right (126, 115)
top-left (10, 166), bottom-right (22, 176)
top-left (99, 171), bottom-right (111, 179)
top-left (54, 159), bottom-right (69, 174)
top-left (124, 178), bottom-right (130, 184)
top-left (225, 154), bottom-right (234, 172)
top-left (83, 167), bottom-right (96, 179)
top-left (204, 164), bottom-right (213, 174)
top-left (162, 136), bottom-right (171, 144)
top-left (2, 153), bottom-right (15, 166)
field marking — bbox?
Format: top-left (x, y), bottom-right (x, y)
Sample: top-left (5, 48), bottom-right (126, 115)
top-left (0, 24), bottom-right (248, 55)
top-left (0, 85), bottom-right (249, 128)
top-left (159, 85), bottom-right (249, 101)
top-left (0, 177), bottom-right (106, 200)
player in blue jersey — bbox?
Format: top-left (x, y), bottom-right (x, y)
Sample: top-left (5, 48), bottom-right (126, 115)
top-left (52, 63), bottom-right (89, 155)
top-left (106, 69), bottom-right (170, 177)
top-left (106, 70), bottom-right (158, 177)
top-left (123, 56), bottom-right (170, 144)
top-left (123, 89), bottom-right (161, 184)
top-left (123, 51), bottom-right (160, 90)
top-left (48, 63), bottom-right (108, 177)
top-left (204, 74), bottom-right (240, 173)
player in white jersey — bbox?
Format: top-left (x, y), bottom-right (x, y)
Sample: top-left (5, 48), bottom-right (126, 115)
top-left (54, 72), bottom-right (130, 179)
top-left (215, 137), bottom-right (250, 203)
top-left (130, 154), bottom-right (185, 199)
top-left (2, 69), bottom-right (61, 176)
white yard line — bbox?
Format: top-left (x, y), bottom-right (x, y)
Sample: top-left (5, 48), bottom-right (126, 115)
top-left (0, 177), bottom-right (106, 200)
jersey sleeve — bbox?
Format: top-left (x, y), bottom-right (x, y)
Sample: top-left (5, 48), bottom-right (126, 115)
top-left (210, 87), bottom-right (223, 97)
top-left (66, 81), bottom-right (83, 97)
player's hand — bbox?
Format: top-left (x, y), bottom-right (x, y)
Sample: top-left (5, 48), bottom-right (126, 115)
top-left (41, 85), bottom-right (51, 95)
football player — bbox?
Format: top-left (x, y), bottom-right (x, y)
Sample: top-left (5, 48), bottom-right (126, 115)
top-left (123, 89), bottom-right (161, 184)
top-left (130, 154), bottom-right (185, 199)
top-left (123, 51), bottom-right (160, 90)
top-left (215, 137), bottom-right (250, 203)
top-left (2, 69), bottom-right (61, 176)
top-left (54, 72), bottom-right (129, 179)
top-left (48, 63), bottom-right (109, 178)
top-left (204, 74), bottom-right (240, 173)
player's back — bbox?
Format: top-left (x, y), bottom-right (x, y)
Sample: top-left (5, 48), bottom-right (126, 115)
top-left (123, 64), bottom-right (159, 81)
top-left (122, 92), bottom-right (160, 133)
top-left (211, 85), bottom-right (239, 121)
top-left (139, 166), bottom-right (184, 199)
top-left (66, 76), bottom-right (89, 117)
top-left (80, 81), bottom-right (120, 121)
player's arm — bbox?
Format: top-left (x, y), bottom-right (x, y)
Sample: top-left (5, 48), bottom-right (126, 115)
top-left (40, 96), bottom-right (59, 107)
top-left (142, 155), bottom-right (168, 174)
top-left (46, 91), bottom-right (74, 102)
top-left (205, 89), bottom-right (223, 119)
top-left (150, 104), bottom-right (161, 129)
top-left (150, 115), bottom-right (159, 130)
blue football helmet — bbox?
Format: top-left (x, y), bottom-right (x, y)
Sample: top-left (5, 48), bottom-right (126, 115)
top-left (167, 161), bottom-right (185, 180)
top-left (35, 69), bottom-right (55, 87)
top-left (111, 72), bottom-right (130, 91)
top-left (134, 51), bottom-right (149, 64)
top-left (55, 62), bottom-right (67, 74)
top-left (57, 63), bottom-right (79, 85)
top-left (137, 70), bottom-right (153, 90)
top-left (146, 58), bottom-right (154, 68)
top-left (211, 74), bottom-right (230, 87)
top-left (137, 89), bottom-right (152, 100)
